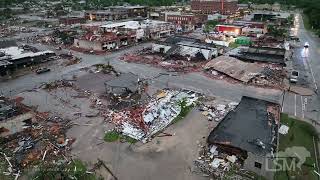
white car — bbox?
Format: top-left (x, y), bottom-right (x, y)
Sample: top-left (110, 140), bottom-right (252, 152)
top-left (290, 70), bottom-right (299, 83)
top-left (304, 42), bottom-right (309, 48)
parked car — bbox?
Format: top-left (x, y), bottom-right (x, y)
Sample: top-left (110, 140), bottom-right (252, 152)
top-left (290, 70), bottom-right (299, 83)
top-left (304, 42), bottom-right (309, 48)
top-left (36, 68), bottom-right (51, 74)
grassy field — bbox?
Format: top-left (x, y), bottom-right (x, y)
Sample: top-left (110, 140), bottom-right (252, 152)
top-left (171, 99), bottom-right (194, 124)
top-left (104, 131), bottom-right (137, 144)
top-left (274, 114), bottom-right (319, 180)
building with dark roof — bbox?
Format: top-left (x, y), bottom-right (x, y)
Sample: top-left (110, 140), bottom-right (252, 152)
top-left (228, 46), bottom-right (287, 65)
top-left (208, 96), bottom-right (280, 178)
top-left (59, 17), bottom-right (86, 25)
top-left (104, 72), bottom-right (143, 97)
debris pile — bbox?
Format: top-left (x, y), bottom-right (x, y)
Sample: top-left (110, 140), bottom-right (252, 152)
top-left (0, 98), bottom-right (75, 179)
top-left (41, 80), bottom-right (75, 91)
top-left (105, 89), bottom-right (199, 142)
top-left (204, 60), bottom-right (285, 89)
top-left (194, 143), bottom-right (240, 178)
top-left (250, 66), bottom-right (285, 89)
top-left (199, 101), bottom-right (239, 122)
top-left (121, 49), bottom-right (205, 73)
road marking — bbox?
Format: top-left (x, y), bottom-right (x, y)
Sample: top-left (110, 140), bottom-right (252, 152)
top-left (309, 64), bottom-right (318, 90)
top-left (281, 91), bottom-right (285, 112)
top-left (301, 95), bottom-right (305, 119)
top-left (303, 43), bottom-right (318, 90)
top-left (294, 94), bottom-right (297, 116)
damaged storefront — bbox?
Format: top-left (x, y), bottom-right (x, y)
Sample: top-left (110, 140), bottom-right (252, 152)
top-left (195, 96), bottom-right (280, 179)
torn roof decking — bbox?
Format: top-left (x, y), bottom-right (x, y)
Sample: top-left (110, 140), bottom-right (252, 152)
top-left (164, 36), bottom-right (201, 44)
top-left (204, 56), bottom-right (264, 83)
top-left (208, 96), bottom-right (280, 156)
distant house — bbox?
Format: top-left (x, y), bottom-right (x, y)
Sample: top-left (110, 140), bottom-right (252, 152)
top-left (208, 96), bottom-right (280, 178)
top-left (59, 17), bottom-right (86, 25)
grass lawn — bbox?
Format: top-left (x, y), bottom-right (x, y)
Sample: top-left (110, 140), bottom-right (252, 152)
top-left (104, 131), bottom-right (137, 144)
top-left (31, 159), bottom-right (97, 180)
top-left (274, 114), bottom-right (319, 180)
top-left (104, 131), bottom-right (120, 142)
top-left (171, 99), bottom-right (194, 124)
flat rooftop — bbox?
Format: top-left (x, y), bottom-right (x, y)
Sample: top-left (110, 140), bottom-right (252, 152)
top-left (228, 47), bottom-right (286, 65)
top-left (100, 20), bottom-right (170, 30)
top-left (0, 47), bottom-right (54, 61)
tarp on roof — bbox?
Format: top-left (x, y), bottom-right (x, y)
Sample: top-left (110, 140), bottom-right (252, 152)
top-left (235, 36), bottom-right (252, 45)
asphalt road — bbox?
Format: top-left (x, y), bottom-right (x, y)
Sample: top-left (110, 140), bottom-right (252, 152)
top-left (282, 14), bottom-right (320, 121)
top-left (0, 42), bottom-right (282, 105)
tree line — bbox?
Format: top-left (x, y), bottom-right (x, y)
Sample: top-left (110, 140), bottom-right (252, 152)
top-left (0, 0), bottom-right (180, 8)
top-left (239, 0), bottom-right (320, 34)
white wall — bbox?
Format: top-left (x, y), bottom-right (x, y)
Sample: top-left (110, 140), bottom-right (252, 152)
top-left (152, 44), bottom-right (172, 53)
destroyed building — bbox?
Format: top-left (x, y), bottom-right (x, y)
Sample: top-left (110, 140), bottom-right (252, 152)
top-left (106, 89), bottom-right (199, 141)
top-left (204, 56), bottom-right (264, 83)
top-left (0, 96), bottom-right (75, 178)
top-left (152, 36), bottom-right (219, 61)
top-left (0, 45), bottom-right (55, 76)
top-left (228, 46), bottom-right (287, 65)
top-left (74, 20), bottom-right (174, 51)
top-left (0, 99), bottom-right (17, 121)
top-left (99, 20), bottom-right (174, 40)
top-left (74, 31), bottom-right (137, 51)
top-left (207, 96), bottom-right (280, 178)
top-left (85, 10), bottom-right (128, 21)
top-left (0, 97), bottom-right (35, 137)
top-left (104, 72), bottom-right (143, 97)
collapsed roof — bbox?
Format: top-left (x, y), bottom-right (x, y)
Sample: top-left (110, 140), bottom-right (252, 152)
top-left (204, 56), bottom-right (264, 83)
top-left (153, 36), bottom-right (218, 61)
top-left (228, 47), bottom-right (286, 65)
top-left (208, 96), bottom-right (279, 156)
